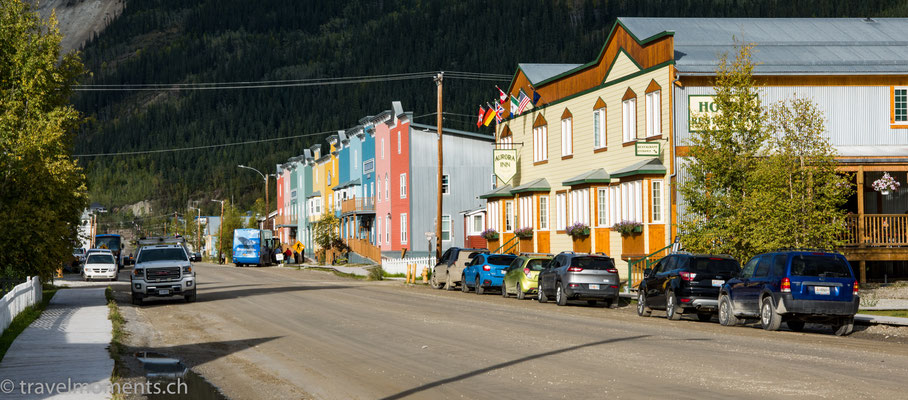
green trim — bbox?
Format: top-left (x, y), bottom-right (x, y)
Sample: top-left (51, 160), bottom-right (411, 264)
top-left (504, 60), bottom-right (674, 124)
top-left (563, 177), bottom-right (612, 186)
top-left (511, 187), bottom-right (550, 194)
top-left (611, 168), bottom-right (667, 179)
top-left (479, 192), bottom-right (514, 199)
top-left (602, 48), bottom-right (643, 85)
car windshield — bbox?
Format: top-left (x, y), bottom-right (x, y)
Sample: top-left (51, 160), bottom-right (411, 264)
top-left (487, 255), bottom-right (516, 265)
top-left (87, 254), bottom-right (115, 264)
top-left (526, 259), bottom-right (548, 271)
top-left (690, 258), bottom-right (740, 274)
top-left (790, 254), bottom-right (852, 278)
top-left (137, 248), bottom-right (188, 263)
top-left (570, 257), bottom-right (614, 269)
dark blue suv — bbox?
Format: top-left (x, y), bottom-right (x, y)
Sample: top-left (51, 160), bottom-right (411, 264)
top-left (718, 251), bottom-right (860, 336)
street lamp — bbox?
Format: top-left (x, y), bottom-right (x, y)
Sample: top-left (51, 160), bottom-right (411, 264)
top-left (238, 164), bottom-right (272, 223)
top-left (211, 199), bottom-right (225, 264)
top-left (189, 206), bottom-right (201, 254)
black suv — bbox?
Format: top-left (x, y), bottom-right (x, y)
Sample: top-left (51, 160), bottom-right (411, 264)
top-left (537, 252), bottom-right (620, 307)
top-left (637, 253), bottom-right (740, 321)
top-left (718, 250), bottom-right (859, 335)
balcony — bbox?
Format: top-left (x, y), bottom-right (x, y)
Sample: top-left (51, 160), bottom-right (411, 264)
top-left (842, 214), bottom-right (908, 247)
top-left (341, 197), bottom-right (375, 215)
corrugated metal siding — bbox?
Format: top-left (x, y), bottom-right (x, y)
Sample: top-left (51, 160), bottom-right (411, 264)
top-left (675, 86), bottom-right (906, 147)
top-left (410, 129), bottom-right (492, 251)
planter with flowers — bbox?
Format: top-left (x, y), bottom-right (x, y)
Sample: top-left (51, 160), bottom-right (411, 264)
top-left (480, 228), bottom-right (499, 250)
top-left (566, 222), bottom-right (591, 253)
top-left (612, 220), bottom-right (643, 237)
top-left (515, 227), bottom-right (534, 252)
top-left (872, 172), bottom-right (901, 196)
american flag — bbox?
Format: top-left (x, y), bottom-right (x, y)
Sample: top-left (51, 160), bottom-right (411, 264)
top-left (517, 90), bottom-right (531, 114)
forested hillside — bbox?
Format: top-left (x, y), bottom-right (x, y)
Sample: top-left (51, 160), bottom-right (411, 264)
top-left (73, 0), bottom-right (908, 215)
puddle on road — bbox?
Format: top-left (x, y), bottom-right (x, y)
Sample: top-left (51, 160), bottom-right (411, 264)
top-left (133, 352), bottom-right (228, 400)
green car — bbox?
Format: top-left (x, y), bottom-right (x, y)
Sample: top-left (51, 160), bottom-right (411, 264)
top-left (501, 254), bottom-right (552, 300)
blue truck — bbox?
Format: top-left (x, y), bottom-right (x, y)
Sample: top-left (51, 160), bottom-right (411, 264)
top-left (232, 229), bottom-right (275, 267)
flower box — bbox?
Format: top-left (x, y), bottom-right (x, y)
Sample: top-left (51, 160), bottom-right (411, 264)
top-left (515, 227), bottom-right (534, 239)
top-left (613, 220), bottom-right (643, 237)
top-left (565, 222), bottom-right (590, 238)
top-left (480, 228), bottom-right (499, 241)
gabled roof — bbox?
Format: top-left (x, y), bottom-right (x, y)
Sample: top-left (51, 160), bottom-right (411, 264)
top-left (620, 17), bottom-right (908, 75)
top-left (611, 158), bottom-right (666, 178)
top-left (510, 178), bottom-right (551, 194)
top-left (518, 63), bottom-right (583, 85)
top-left (306, 191), bottom-right (322, 199)
top-left (563, 168), bottom-right (611, 186)
top-left (479, 184), bottom-right (513, 199)
top-left (334, 178), bottom-right (361, 190)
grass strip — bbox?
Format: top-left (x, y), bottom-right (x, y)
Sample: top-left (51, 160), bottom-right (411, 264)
top-left (0, 285), bottom-right (58, 362)
top-left (105, 286), bottom-right (128, 400)
top-left (860, 309), bottom-right (908, 318)
top-left (305, 266), bottom-right (367, 280)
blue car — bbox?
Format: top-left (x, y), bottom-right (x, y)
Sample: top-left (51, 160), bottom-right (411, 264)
top-left (718, 250), bottom-right (859, 336)
top-left (461, 253), bottom-right (517, 295)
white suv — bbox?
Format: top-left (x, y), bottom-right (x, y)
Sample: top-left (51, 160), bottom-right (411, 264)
top-left (83, 252), bottom-right (118, 281)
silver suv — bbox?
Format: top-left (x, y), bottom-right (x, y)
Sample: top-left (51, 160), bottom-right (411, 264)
top-left (131, 244), bottom-right (197, 305)
top-left (537, 252), bottom-right (620, 308)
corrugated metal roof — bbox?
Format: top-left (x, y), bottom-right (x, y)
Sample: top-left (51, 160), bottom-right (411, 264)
top-left (619, 17), bottom-right (908, 75)
top-left (519, 63), bottom-right (583, 84)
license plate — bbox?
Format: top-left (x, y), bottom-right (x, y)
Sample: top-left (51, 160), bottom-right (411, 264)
top-left (814, 286), bottom-right (830, 295)
top-left (712, 280), bottom-right (724, 287)
top-left (158, 289), bottom-right (170, 296)
top-left (589, 284), bottom-right (600, 290)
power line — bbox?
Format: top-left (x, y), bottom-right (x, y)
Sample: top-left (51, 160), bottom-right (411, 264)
top-left (73, 129), bottom-right (335, 157)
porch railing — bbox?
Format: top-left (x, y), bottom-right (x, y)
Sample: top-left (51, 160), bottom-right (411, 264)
top-left (341, 197), bottom-right (375, 214)
top-left (345, 237), bottom-right (382, 263)
top-left (493, 235), bottom-right (519, 254)
top-left (626, 243), bottom-right (674, 293)
top-left (843, 214), bottom-right (908, 247)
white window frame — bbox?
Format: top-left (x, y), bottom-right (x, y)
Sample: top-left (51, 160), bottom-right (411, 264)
top-left (376, 216), bottom-right (381, 245)
top-left (442, 174), bottom-right (450, 195)
top-left (646, 90), bottom-right (661, 137)
top-left (504, 200), bottom-right (514, 232)
top-left (539, 195), bottom-right (549, 230)
top-left (385, 175), bottom-right (389, 200)
top-left (519, 196), bottom-right (534, 230)
top-left (569, 189), bottom-right (590, 225)
top-left (594, 108), bottom-right (606, 149)
top-left (386, 215), bottom-right (390, 244)
top-left (533, 126), bottom-right (548, 162)
top-left (622, 98), bottom-right (636, 143)
top-left (597, 187), bottom-right (608, 227)
top-left (561, 117), bottom-right (572, 156)
top-left (377, 179), bottom-right (381, 202)
top-left (397, 132), bottom-right (401, 154)
top-left (441, 215), bottom-right (452, 242)
top-left (652, 180), bottom-right (664, 223)
top-left (895, 86), bottom-right (908, 123)
top-left (400, 213), bottom-right (408, 244)
top-left (471, 214), bottom-right (485, 235)
top-left (556, 193), bottom-right (566, 231)
top-left (491, 174), bottom-right (497, 189)
top-left (400, 173), bottom-right (407, 198)
top-left (619, 181), bottom-right (644, 223)
top-left (381, 138), bottom-right (385, 159)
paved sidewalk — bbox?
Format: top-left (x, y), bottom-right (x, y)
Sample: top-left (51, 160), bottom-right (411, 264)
top-left (0, 288), bottom-right (113, 399)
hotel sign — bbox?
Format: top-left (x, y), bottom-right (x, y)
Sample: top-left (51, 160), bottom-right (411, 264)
top-left (635, 142), bottom-right (660, 156)
top-left (493, 149), bottom-right (518, 185)
top-left (688, 95), bottom-right (719, 131)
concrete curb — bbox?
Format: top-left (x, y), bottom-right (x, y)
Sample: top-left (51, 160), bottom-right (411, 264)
top-left (855, 313), bottom-right (908, 326)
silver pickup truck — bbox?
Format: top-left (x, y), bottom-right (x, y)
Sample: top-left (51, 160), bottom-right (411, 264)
top-left (131, 244), bottom-right (197, 305)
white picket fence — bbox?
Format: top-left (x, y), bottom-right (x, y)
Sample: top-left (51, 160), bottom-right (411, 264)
top-left (0, 276), bottom-right (42, 335)
top-left (382, 257), bottom-right (436, 275)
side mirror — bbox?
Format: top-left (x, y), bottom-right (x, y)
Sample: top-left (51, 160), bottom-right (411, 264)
top-left (643, 268), bottom-right (653, 277)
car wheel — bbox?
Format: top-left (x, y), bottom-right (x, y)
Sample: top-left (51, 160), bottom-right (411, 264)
top-left (516, 282), bottom-right (526, 300)
top-left (537, 283), bottom-right (548, 303)
top-left (760, 297), bottom-right (782, 331)
top-left (696, 312), bottom-right (713, 322)
top-left (501, 281), bottom-right (509, 298)
top-left (475, 277), bottom-right (484, 295)
top-left (666, 291), bottom-right (682, 320)
top-left (131, 294), bottom-right (142, 306)
top-left (430, 270), bottom-right (443, 289)
top-left (718, 295), bottom-right (738, 326)
top-left (833, 317), bottom-right (854, 336)
top-left (587, 300), bottom-right (597, 306)
top-left (637, 291), bottom-right (652, 317)
top-left (461, 275), bottom-right (470, 293)
top-left (609, 295), bottom-right (620, 309)
top-left (445, 272), bottom-right (455, 291)
top-left (556, 283), bottom-right (567, 306)
top-left (787, 320), bottom-right (805, 332)
top-left (184, 292), bottom-right (197, 303)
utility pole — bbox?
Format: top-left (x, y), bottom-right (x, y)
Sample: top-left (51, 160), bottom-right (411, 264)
top-left (211, 199), bottom-right (225, 264)
top-left (435, 72), bottom-right (444, 260)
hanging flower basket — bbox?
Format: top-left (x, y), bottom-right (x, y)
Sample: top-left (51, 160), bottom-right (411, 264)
top-left (515, 227), bottom-right (534, 239)
top-left (872, 172), bottom-right (900, 196)
top-left (613, 220), bottom-right (643, 237)
top-left (565, 222), bottom-right (590, 238)
top-left (480, 228), bottom-right (499, 241)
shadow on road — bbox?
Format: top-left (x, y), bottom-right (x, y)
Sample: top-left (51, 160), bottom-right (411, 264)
top-left (136, 284), bottom-right (355, 306)
top-left (380, 334), bottom-right (650, 400)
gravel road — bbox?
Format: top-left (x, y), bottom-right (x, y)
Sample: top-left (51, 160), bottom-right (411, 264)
top-left (113, 263), bottom-right (908, 399)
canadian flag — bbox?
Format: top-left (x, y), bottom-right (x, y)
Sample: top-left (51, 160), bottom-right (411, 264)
top-left (496, 86), bottom-right (507, 103)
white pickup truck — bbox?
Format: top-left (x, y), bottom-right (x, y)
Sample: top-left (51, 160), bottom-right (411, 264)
top-left (131, 244), bottom-right (197, 305)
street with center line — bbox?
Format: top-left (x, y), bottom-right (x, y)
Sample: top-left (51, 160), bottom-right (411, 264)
top-left (110, 263), bottom-right (908, 399)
